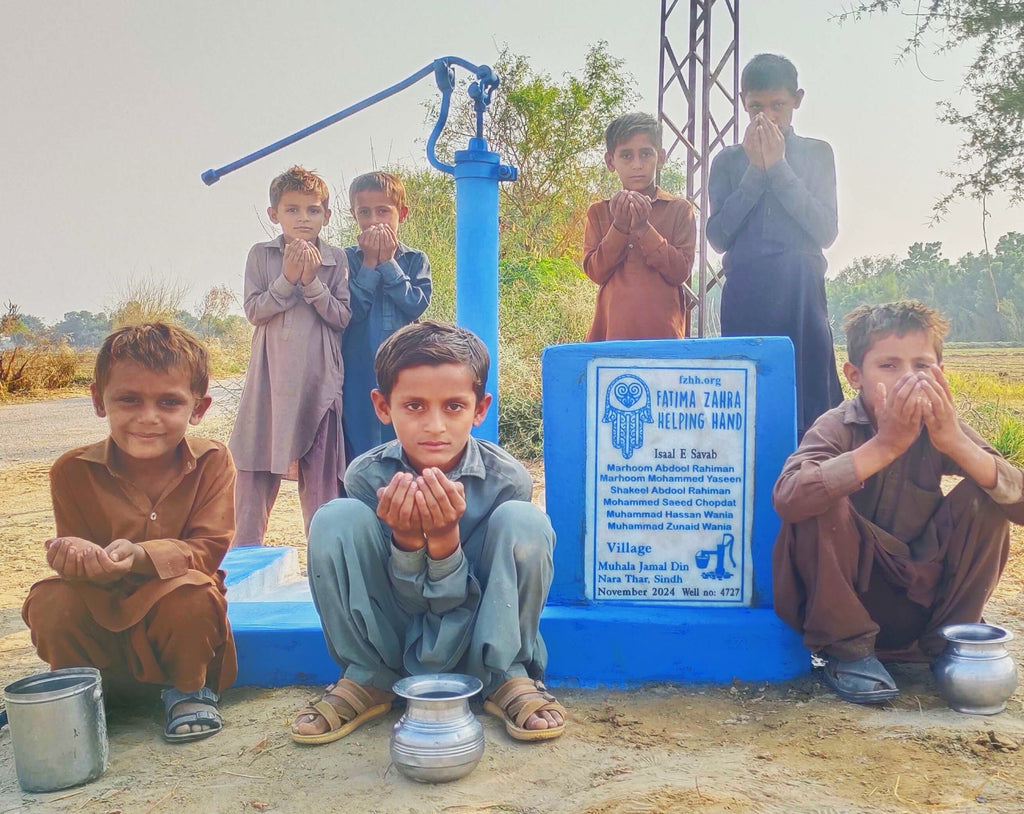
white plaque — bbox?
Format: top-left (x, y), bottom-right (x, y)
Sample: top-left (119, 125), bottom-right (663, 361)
top-left (585, 359), bottom-right (756, 606)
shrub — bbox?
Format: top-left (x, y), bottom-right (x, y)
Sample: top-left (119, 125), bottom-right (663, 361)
top-left (496, 256), bottom-right (595, 457)
top-left (0, 340), bottom-right (79, 397)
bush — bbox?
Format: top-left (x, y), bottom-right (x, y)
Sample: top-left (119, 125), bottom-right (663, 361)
top-left (0, 340), bottom-right (80, 397)
top-left (497, 256), bottom-right (595, 457)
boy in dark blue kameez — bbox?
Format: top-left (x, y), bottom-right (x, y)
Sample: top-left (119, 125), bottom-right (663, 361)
top-left (342, 172), bottom-right (432, 460)
top-left (707, 54), bottom-right (843, 437)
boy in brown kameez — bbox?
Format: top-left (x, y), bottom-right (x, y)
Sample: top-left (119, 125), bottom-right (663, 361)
top-left (23, 323), bottom-right (237, 742)
top-left (773, 301), bottom-right (1024, 704)
top-left (583, 112), bottom-right (696, 341)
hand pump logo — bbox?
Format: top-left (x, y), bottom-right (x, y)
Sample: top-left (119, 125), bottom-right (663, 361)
top-left (602, 374), bottom-right (653, 459)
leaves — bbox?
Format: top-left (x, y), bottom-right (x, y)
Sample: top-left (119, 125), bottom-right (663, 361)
top-left (837, 1), bottom-right (1024, 208)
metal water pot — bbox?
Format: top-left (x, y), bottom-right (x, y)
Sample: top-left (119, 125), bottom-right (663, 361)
top-left (933, 624), bottom-right (1018, 715)
top-left (390, 673), bottom-right (484, 783)
top-left (4, 667), bottom-right (108, 792)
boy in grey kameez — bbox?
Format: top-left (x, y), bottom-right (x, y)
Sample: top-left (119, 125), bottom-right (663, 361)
top-left (230, 166), bottom-right (351, 544)
top-left (291, 322), bottom-right (566, 744)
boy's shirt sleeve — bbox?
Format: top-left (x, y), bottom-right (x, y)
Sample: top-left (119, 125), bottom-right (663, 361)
top-left (772, 413), bottom-right (862, 523)
top-left (706, 149), bottom-right (768, 253)
top-left (345, 249), bottom-right (376, 323)
top-left (301, 247), bottom-right (351, 332)
top-left (636, 198), bottom-right (697, 288)
top-left (583, 201), bottom-right (630, 285)
top-left (765, 139), bottom-right (839, 249)
top-left (379, 250), bottom-right (432, 320)
top-left (50, 459), bottom-right (101, 542)
top-left (943, 422), bottom-right (1024, 523)
top-left (345, 249), bottom-right (432, 325)
top-left (243, 243), bottom-right (301, 325)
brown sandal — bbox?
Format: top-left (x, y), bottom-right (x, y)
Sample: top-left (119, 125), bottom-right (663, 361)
top-left (483, 677), bottom-right (567, 741)
top-left (290, 679), bottom-right (394, 745)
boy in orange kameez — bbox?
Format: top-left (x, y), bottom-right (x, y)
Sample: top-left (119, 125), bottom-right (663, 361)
top-left (583, 112), bottom-right (696, 341)
top-left (22, 323), bottom-right (237, 742)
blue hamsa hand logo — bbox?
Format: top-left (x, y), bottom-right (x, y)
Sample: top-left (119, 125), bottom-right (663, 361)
top-left (603, 374), bottom-right (653, 459)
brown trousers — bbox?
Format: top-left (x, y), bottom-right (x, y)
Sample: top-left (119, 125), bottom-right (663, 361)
top-left (22, 580), bottom-right (234, 694)
top-left (773, 480), bottom-right (1010, 661)
top-left (233, 407), bottom-right (342, 545)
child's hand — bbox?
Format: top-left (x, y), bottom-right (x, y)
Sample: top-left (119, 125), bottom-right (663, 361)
top-left (45, 536), bottom-right (91, 579)
top-left (414, 468), bottom-right (466, 560)
top-left (759, 117), bottom-right (786, 168)
top-left (300, 241), bottom-right (322, 286)
top-left (742, 118), bottom-right (764, 168)
top-left (377, 224), bottom-right (399, 264)
top-left (45, 536), bottom-right (129, 584)
top-left (873, 372), bottom-right (926, 456)
top-left (919, 366), bottom-right (968, 455)
top-left (357, 227), bottom-right (380, 268)
top-left (628, 192), bottom-right (652, 231)
top-left (80, 540), bottom-right (134, 585)
top-left (282, 239), bottom-right (305, 284)
top-left (376, 472), bottom-right (425, 551)
top-left (609, 191), bottom-right (632, 234)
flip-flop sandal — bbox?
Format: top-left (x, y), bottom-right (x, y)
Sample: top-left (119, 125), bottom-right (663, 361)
top-left (822, 655), bottom-right (900, 705)
top-left (162, 686), bottom-right (223, 743)
top-left (483, 677), bottom-right (567, 742)
top-left (291, 679), bottom-right (394, 745)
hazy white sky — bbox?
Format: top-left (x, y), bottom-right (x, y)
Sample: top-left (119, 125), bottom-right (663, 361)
top-left (2, 0), bottom-right (1018, 324)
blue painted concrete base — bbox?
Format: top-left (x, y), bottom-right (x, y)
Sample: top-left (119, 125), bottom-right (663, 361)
top-left (229, 600), bottom-right (338, 687)
top-left (223, 550), bottom-right (810, 687)
top-left (228, 597), bottom-right (809, 688)
top-left (541, 605), bottom-right (807, 686)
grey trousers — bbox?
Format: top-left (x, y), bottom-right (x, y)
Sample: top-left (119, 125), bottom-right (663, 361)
top-left (233, 408), bottom-right (342, 545)
top-left (307, 498), bottom-right (554, 698)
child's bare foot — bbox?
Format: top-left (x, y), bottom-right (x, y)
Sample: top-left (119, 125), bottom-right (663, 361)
top-left (162, 687), bottom-right (222, 743)
top-left (484, 677), bottom-right (567, 741)
top-left (291, 678), bottom-right (394, 745)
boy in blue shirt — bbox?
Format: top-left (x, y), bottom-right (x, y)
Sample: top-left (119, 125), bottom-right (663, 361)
top-left (292, 321), bottom-right (565, 745)
top-left (342, 172), bottom-right (432, 459)
top-left (707, 54), bottom-right (843, 438)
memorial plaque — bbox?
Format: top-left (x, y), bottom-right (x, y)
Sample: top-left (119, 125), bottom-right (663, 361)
top-left (585, 359), bottom-right (756, 606)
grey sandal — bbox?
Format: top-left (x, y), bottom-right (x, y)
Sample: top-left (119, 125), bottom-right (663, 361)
top-left (162, 686), bottom-right (223, 743)
top-left (822, 655), bottom-right (900, 704)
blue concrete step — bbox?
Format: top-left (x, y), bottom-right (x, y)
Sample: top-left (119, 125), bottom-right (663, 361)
top-left (223, 547), bottom-right (810, 688)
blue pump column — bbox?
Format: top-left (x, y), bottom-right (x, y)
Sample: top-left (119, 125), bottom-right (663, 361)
top-left (453, 137), bottom-right (516, 442)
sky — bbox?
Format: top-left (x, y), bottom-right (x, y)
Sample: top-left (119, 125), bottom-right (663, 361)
top-left (2, 0), bottom-right (1019, 324)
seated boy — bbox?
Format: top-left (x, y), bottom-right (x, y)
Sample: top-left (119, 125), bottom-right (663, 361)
top-left (292, 321), bottom-right (565, 744)
top-left (706, 53), bottom-right (843, 437)
top-left (772, 301), bottom-right (1024, 703)
top-left (342, 171), bottom-right (432, 460)
top-left (583, 112), bottom-right (696, 341)
top-left (22, 323), bottom-right (237, 741)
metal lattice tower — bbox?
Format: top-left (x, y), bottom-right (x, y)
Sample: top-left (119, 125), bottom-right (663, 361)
top-left (658, 0), bottom-right (740, 337)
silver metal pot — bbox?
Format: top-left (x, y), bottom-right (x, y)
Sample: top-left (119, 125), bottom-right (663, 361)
top-left (390, 673), bottom-right (484, 783)
top-left (933, 623), bottom-right (1018, 715)
top-left (4, 667), bottom-right (108, 792)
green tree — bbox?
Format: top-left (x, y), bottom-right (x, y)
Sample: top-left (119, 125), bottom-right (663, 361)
top-left (432, 42), bottom-right (639, 259)
top-left (828, 232), bottom-right (1024, 342)
top-left (837, 1), bottom-right (1024, 210)
top-left (52, 310), bottom-right (111, 348)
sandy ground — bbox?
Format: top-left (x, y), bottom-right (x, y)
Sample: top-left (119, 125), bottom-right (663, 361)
top-left (1, 456), bottom-right (1023, 813)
